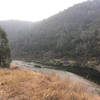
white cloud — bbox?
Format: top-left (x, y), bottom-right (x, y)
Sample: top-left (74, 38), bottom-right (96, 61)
top-left (0, 0), bottom-right (87, 22)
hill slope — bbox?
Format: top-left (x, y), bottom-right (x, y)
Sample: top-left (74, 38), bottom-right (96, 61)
top-left (0, 65), bottom-right (99, 100)
top-left (0, 20), bottom-right (33, 41)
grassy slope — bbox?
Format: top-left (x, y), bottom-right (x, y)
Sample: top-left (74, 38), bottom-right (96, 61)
top-left (0, 65), bottom-right (99, 100)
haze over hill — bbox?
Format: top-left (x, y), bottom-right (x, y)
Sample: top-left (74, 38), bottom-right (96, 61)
top-left (0, 20), bottom-right (33, 40)
top-left (0, 0), bottom-right (100, 84)
top-left (0, 0), bottom-right (100, 99)
top-left (0, 0), bottom-right (100, 61)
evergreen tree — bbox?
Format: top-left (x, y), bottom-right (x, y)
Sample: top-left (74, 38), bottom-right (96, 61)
top-left (0, 27), bottom-right (11, 68)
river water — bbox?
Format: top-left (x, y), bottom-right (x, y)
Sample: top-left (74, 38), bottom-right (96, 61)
top-left (12, 60), bottom-right (100, 94)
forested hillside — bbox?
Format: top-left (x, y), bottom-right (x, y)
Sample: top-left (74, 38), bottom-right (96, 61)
top-left (1, 0), bottom-right (100, 71)
top-left (0, 20), bottom-right (33, 41)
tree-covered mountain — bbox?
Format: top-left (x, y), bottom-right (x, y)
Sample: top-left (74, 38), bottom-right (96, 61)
top-left (0, 20), bottom-right (33, 57)
top-left (0, 20), bottom-right (33, 40)
top-left (1, 0), bottom-right (100, 71)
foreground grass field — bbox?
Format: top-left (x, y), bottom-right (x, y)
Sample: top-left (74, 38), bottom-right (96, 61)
top-left (0, 64), bottom-right (99, 100)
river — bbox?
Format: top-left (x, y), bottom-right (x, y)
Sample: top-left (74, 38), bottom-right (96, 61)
top-left (12, 60), bottom-right (100, 94)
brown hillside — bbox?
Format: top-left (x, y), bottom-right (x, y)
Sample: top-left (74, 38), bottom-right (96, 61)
top-left (0, 65), bottom-right (99, 100)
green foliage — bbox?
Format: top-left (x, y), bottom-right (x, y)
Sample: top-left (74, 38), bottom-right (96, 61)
top-left (1, 0), bottom-right (100, 69)
top-left (0, 27), bottom-right (11, 68)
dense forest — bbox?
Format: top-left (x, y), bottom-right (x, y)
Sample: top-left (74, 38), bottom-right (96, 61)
top-left (0, 0), bottom-right (100, 71)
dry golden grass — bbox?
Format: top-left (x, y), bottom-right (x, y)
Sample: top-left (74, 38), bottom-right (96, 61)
top-left (0, 64), bottom-right (99, 100)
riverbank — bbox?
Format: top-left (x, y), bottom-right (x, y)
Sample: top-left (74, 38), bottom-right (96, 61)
top-left (0, 64), bottom-right (100, 100)
top-left (25, 58), bottom-right (100, 85)
top-left (12, 61), bottom-right (100, 94)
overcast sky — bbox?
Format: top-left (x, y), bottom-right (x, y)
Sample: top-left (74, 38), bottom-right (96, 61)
top-left (0, 0), bottom-right (87, 22)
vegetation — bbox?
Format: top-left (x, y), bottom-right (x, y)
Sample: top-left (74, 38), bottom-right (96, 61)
top-left (34, 64), bottom-right (41, 68)
top-left (0, 0), bottom-right (100, 70)
top-left (0, 27), bottom-right (11, 68)
top-left (0, 0), bottom-right (99, 99)
top-left (0, 65), bottom-right (99, 100)
top-left (0, 0), bottom-right (100, 84)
